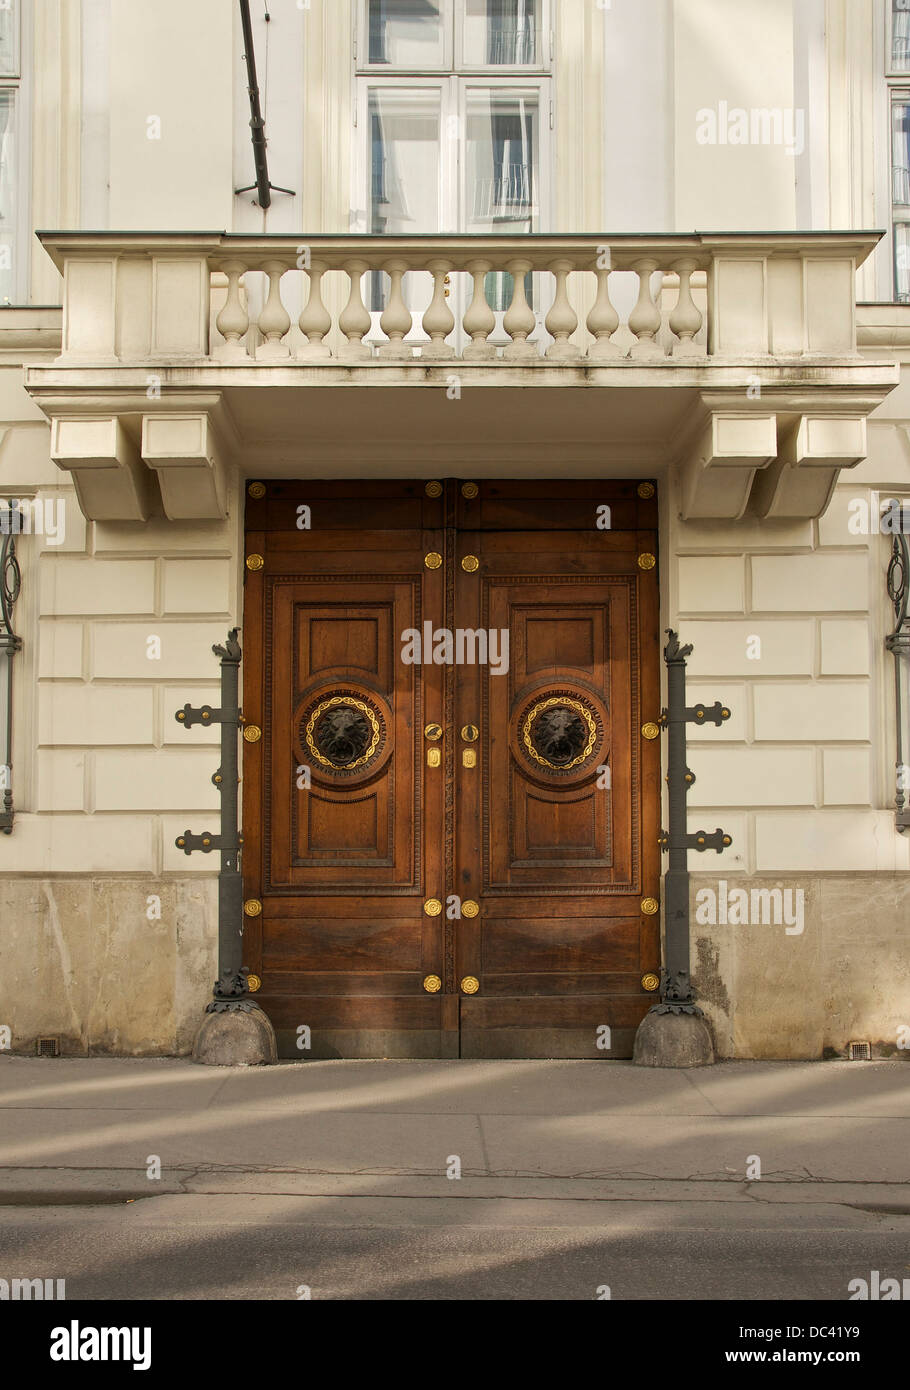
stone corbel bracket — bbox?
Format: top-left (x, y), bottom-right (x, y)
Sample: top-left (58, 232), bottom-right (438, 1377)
top-left (50, 416), bottom-right (156, 521)
top-left (678, 396), bottom-right (876, 522)
top-left (678, 410), bottom-right (778, 520)
top-left (141, 412), bottom-right (228, 520)
top-left (749, 414), bottom-right (867, 520)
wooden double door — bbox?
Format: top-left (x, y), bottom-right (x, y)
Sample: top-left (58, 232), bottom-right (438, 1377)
top-left (242, 480), bottom-right (661, 1059)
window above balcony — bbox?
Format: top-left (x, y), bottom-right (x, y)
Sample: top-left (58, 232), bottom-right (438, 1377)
top-left (357, 0), bottom-right (552, 74)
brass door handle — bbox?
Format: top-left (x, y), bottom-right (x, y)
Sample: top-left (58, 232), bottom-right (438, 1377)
top-left (425, 723), bottom-right (444, 767)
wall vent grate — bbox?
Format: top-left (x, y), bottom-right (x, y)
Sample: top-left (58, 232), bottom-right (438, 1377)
top-left (847, 1041), bottom-right (872, 1061)
top-left (36, 1037), bottom-right (60, 1058)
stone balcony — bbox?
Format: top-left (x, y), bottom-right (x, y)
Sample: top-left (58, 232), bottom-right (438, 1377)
top-left (24, 231), bottom-right (899, 524)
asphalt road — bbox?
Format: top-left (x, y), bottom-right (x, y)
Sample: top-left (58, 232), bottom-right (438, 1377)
top-left (1, 1057), bottom-right (908, 1302)
top-left (3, 1188), bottom-right (910, 1300)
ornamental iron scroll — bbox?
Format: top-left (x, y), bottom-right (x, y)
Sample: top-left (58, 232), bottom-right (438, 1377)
top-left (885, 510), bottom-right (910, 833)
top-left (0, 502), bottom-right (23, 834)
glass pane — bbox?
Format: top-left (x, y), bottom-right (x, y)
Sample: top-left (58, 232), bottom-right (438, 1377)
top-left (368, 88), bottom-right (442, 233)
top-left (464, 0), bottom-right (540, 66)
top-left (894, 0), bottom-right (910, 71)
top-left (893, 100), bottom-right (910, 202)
top-left (465, 88), bottom-right (539, 230)
top-left (0, 89), bottom-right (16, 305)
top-left (368, 87), bottom-right (441, 308)
top-left (367, 0), bottom-right (446, 67)
top-left (895, 223), bottom-right (910, 304)
top-left (465, 88), bottom-right (539, 311)
top-left (0, 2), bottom-right (18, 77)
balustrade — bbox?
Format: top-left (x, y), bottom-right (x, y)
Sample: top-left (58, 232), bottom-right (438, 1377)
top-left (42, 231), bottom-right (875, 368)
top-left (207, 243), bottom-right (708, 363)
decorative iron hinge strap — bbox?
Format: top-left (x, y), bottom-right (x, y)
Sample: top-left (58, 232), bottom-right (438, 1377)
top-left (659, 828), bottom-right (731, 855)
top-left (175, 704), bottom-right (241, 729)
top-left (660, 701), bottom-right (731, 729)
top-left (176, 831), bottom-right (243, 857)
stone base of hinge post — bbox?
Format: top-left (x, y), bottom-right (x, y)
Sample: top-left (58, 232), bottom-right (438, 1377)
top-left (632, 1009), bottom-right (716, 1068)
top-left (192, 1006), bottom-right (278, 1067)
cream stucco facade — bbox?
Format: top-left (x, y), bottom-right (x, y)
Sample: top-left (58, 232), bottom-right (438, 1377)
top-left (0, 0), bottom-right (908, 1059)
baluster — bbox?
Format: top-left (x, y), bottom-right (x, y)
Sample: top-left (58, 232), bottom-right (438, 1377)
top-left (545, 258), bottom-right (580, 360)
top-left (421, 259), bottom-right (455, 360)
top-left (339, 259), bottom-right (373, 360)
top-left (214, 260), bottom-right (250, 361)
top-left (669, 258), bottom-right (704, 358)
top-left (628, 258), bottom-right (665, 359)
top-left (503, 258), bottom-right (537, 359)
top-left (586, 267), bottom-right (622, 360)
top-left (298, 259), bottom-right (333, 360)
top-left (379, 258), bottom-right (413, 360)
top-left (255, 260), bottom-right (291, 361)
top-left (463, 259), bottom-right (496, 360)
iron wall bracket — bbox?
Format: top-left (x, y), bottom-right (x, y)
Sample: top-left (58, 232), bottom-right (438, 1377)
top-left (686, 701), bottom-right (731, 727)
top-left (175, 831), bottom-right (243, 857)
top-left (660, 827), bottom-right (733, 855)
top-left (174, 628), bottom-right (251, 1011)
top-left (175, 704), bottom-right (237, 730)
top-left (653, 629), bottom-right (733, 1014)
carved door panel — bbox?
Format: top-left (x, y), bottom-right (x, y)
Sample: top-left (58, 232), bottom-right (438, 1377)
top-left (453, 483), bottom-right (661, 1057)
top-left (243, 480), bottom-right (660, 1059)
top-left (242, 482), bottom-right (456, 1058)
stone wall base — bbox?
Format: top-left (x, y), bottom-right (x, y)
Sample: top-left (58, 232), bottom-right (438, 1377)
top-left (1, 873), bottom-right (908, 1059)
top-left (691, 873), bottom-right (910, 1059)
top-left (0, 877), bottom-right (217, 1055)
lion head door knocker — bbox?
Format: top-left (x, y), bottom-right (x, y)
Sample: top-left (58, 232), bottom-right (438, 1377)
top-left (529, 703), bottom-right (591, 768)
top-left (296, 689), bottom-right (389, 784)
top-left (510, 686), bottom-right (610, 788)
top-left (311, 701), bottom-right (374, 768)
top-left (523, 697), bottom-right (597, 772)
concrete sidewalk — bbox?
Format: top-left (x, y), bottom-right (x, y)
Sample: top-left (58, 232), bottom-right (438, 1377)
top-left (1, 1057), bottom-right (908, 1299)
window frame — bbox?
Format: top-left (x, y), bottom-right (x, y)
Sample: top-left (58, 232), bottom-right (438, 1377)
top-left (354, 77), bottom-right (454, 234)
top-left (356, 0), bottom-right (553, 75)
top-left (0, 0), bottom-right (21, 80)
top-left (890, 87), bottom-right (910, 302)
top-left (352, 72), bottom-right (552, 236)
top-left (887, 0), bottom-right (910, 77)
top-left (0, 0), bottom-right (28, 306)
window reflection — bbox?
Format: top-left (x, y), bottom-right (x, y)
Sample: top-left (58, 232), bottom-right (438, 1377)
top-left (368, 0), bottom-right (446, 67)
top-left (894, 0), bottom-right (910, 72)
top-left (893, 102), bottom-right (910, 302)
top-left (464, 0), bottom-right (540, 66)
